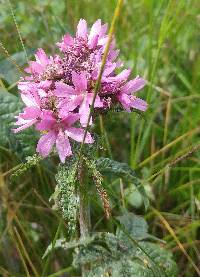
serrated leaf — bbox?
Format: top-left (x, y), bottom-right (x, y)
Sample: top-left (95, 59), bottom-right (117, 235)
top-left (70, 212), bottom-right (176, 277)
top-left (96, 158), bottom-right (149, 210)
top-left (116, 212), bottom-right (165, 243)
top-left (116, 213), bottom-right (149, 240)
top-left (136, 242), bottom-right (178, 277)
top-left (96, 158), bottom-right (138, 182)
top-left (73, 232), bottom-right (177, 277)
top-left (45, 218), bottom-right (177, 277)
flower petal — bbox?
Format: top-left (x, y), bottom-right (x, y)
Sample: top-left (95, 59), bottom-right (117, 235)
top-left (25, 61), bottom-right (44, 74)
top-left (22, 106), bottom-right (41, 120)
top-left (36, 113), bottom-right (56, 131)
top-left (58, 100), bottom-right (76, 113)
top-left (105, 69), bottom-right (131, 83)
top-left (108, 49), bottom-right (120, 62)
top-left (88, 19), bottom-right (101, 47)
top-left (86, 93), bottom-right (103, 108)
top-left (88, 34), bottom-right (99, 49)
top-left (79, 100), bottom-right (91, 127)
top-left (62, 113), bottom-right (80, 126)
top-left (38, 80), bottom-right (52, 89)
top-left (121, 76), bottom-right (146, 94)
top-left (118, 93), bottom-right (148, 112)
top-left (38, 89), bottom-right (47, 98)
top-left (57, 34), bottom-right (74, 52)
top-left (35, 48), bottom-right (49, 66)
top-left (12, 119), bottom-right (37, 133)
top-left (117, 93), bottom-right (132, 112)
top-left (76, 19), bottom-right (87, 39)
top-left (100, 23), bottom-right (108, 37)
top-left (66, 127), bottom-right (94, 143)
top-left (18, 81), bottom-right (33, 93)
top-left (129, 96), bottom-right (148, 111)
top-left (63, 34), bottom-right (74, 46)
top-left (21, 93), bottom-right (38, 107)
top-left (72, 71), bottom-right (87, 93)
top-left (89, 19), bottom-right (101, 39)
top-left (56, 130), bottom-right (72, 163)
top-left (55, 82), bottom-right (75, 97)
top-left (36, 131), bottom-right (56, 157)
top-left (103, 63), bottom-right (116, 77)
top-left (36, 119), bottom-right (56, 131)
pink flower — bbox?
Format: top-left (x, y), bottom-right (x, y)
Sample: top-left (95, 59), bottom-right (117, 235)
top-left (13, 107), bottom-right (41, 133)
top-left (102, 70), bottom-right (147, 112)
top-left (117, 76), bottom-right (147, 112)
top-left (55, 71), bottom-right (103, 127)
top-left (13, 93), bottom-right (41, 133)
top-left (57, 19), bottom-right (108, 53)
top-left (13, 18), bottom-right (148, 163)
top-left (18, 80), bottom-right (52, 98)
top-left (25, 48), bottom-right (50, 76)
top-left (36, 113), bottom-right (93, 163)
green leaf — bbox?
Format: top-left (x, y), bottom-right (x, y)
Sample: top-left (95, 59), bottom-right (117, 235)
top-left (45, 223), bottom-right (177, 276)
top-left (116, 213), bottom-right (149, 240)
top-left (139, 242), bottom-right (178, 277)
top-left (116, 212), bottom-right (165, 243)
top-left (96, 158), bottom-right (149, 210)
top-left (70, 212), bottom-right (177, 276)
top-left (73, 231), bottom-right (177, 277)
top-left (0, 90), bottom-right (22, 144)
top-left (96, 158), bottom-right (138, 181)
top-left (0, 50), bottom-right (34, 84)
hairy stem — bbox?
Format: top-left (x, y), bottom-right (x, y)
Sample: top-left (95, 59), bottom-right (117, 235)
top-left (79, 185), bottom-right (89, 238)
top-left (78, 161), bottom-right (90, 276)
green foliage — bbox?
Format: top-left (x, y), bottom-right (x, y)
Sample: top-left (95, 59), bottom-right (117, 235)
top-left (96, 157), bottom-right (149, 210)
top-left (116, 213), bottom-right (162, 242)
top-left (44, 213), bottom-right (177, 276)
top-left (0, 91), bottom-right (22, 145)
top-left (53, 161), bottom-right (79, 234)
top-left (0, 50), bottom-right (33, 85)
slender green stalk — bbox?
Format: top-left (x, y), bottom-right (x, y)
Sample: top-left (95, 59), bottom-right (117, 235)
top-left (78, 160), bottom-right (90, 277)
top-left (78, 161), bottom-right (90, 238)
top-left (8, 0), bottom-right (29, 63)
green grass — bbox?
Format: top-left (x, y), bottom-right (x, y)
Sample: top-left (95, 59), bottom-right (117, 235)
top-left (0, 0), bottom-right (200, 276)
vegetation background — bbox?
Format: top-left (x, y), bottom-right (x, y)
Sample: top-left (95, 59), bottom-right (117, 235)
top-left (0, 0), bottom-right (200, 276)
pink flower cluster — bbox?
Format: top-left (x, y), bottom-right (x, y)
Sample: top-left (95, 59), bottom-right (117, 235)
top-left (13, 19), bottom-right (147, 163)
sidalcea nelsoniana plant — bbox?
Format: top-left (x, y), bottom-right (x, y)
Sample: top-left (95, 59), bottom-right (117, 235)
top-left (13, 19), bottom-right (147, 163)
top-left (11, 19), bottom-right (179, 276)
